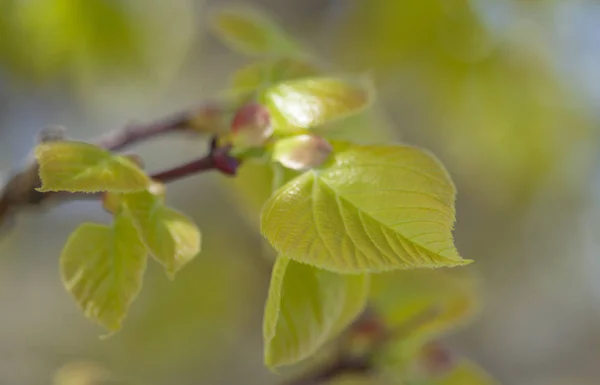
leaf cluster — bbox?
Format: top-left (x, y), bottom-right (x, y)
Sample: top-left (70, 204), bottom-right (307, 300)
top-left (26, 5), bottom-right (493, 385)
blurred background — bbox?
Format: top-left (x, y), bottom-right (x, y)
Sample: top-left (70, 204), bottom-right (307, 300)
top-left (0, 0), bottom-right (599, 384)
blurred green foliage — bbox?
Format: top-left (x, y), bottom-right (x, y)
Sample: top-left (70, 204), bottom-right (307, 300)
top-left (0, 0), bottom-right (143, 81)
top-left (0, 1), bottom-right (597, 385)
top-left (335, 0), bottom-right (594, 208)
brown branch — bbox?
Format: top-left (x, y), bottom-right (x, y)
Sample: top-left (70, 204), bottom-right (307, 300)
top-left (94, 103), bottom-right (225, 151)
top-left (150, 140), bottom-right (239, 183)
top-left (0, 102), bottom-right (230, 232)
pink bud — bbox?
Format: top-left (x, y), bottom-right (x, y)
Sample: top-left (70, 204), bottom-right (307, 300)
top-left (272, 135), bottom-right (333, 171)
top-left (230, 102), bottom-right (273, 148)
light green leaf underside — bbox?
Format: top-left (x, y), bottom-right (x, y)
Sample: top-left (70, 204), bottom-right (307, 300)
top-left (264, 257), bottom-right (369, 368)
top-left (261, 142), bottom-right (470, 273)
top-left (261, 77), bottom-right (373, 134)
top-left (60, 213), bottom-right (147, 331)
top-left (230, 57), bottom-right (320, 95)
top-left (210, 6), bottom-right (302, 57)
top-left (118, 191), bottom-right (201, 278)
top-left (371, 269), bottom-right (480, 344)
top-left (430, 357), bottom-right (498, 385)
top-left (35, 141), bottom-right (150, 193)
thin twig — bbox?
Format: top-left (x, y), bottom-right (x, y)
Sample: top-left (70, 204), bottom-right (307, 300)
top-left (150, 139), bottom-right (238, 183)
top-left (94, 103), bottom-right (223, 151)
top-left (0, 102), bottom-right (228, 231)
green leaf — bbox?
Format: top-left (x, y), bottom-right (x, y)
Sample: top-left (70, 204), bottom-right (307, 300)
top-left (370, 269), bottom-right (480, 343)
top-left (431, 357), bottom-right (497, 385)
top-left (264, 257), bottom-right (369, 368)
top-left (210, 6), bottom-right (302, 57)
top-left (116, 189), bottom-right (201, 278)
top-left (260, 141), bottom-right (470, 273)
top-left (220, 159), bottom-right (302, 227)
top-left (230, 57), bottom-right (320, 95)
top-left (12, 0), bottom-right (144, 80)
top-left (260, 77), bottom-right (374, 134)
top-left (60, 213), bottom-right (147, 331)
top-left (35, 141), bottom-right (151, 193)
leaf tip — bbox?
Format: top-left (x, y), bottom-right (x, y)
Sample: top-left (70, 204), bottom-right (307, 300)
top-left (264, 354), bottom-right (280, 374)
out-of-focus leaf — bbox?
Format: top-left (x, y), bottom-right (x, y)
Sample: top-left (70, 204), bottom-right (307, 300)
top-left (430, 357), bottom-right (497, 385)
top-left (229, 57), bottom-right (320, 95)
top-left (261, 141), bottom-right (470, 273)
top-left (60, 213), bottom-right (147, 331)
top-left (109, 189), bottom-right (201, 279)
top-left (431, 52), bottom-right (592, 207)
top-left (108, 226), bottom-right (264, 384)
top-left (53, 361), bottom-right (121, 385)
top-left (370, 269), bottom-right (480, 343)
top-left (370, 270), bottom-right (479, 374)
top-left (264, 257), bottom-right (369, 368)
top-left (334, 0), bottom-right (490, 74)
top-left (407, 345), bottom-right (498, 385)
top-left (333, 0), bottom-right (592, 207)
top-left (35, 141), bottom-right (151, 193)
top-left (10, 0), bottom-right (144, 79)
top-left (210, 6), bottom-right (302, 57)
top-left (261, 77), bottom-right (374, 134)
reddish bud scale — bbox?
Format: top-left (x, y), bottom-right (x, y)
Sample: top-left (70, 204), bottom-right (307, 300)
top-left (419, 342), bottom-right (455, 377)
top-left (230, 103), bottom-right (274, 150)
top-left (351, 312), bottom-right (387, 339)
top-left (231, 102), bottom-right (271, 133)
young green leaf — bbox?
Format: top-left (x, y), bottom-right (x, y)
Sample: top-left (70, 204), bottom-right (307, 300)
top-left (109, 189), bottom-right (201, 279)
top-left (35, 141), bottom-right (151, 193)
top-left (210, 6), bottom-right (302, 57)
top-left (260, 77), bottom-right (373, 134)
top-left (230, 57), bottom-right (320, 95)
top-left (430, 357), bottom-right (497, 385)
top-left (264, 257), bottom-right (369, 368)
top-left (260, 141), bottom-right (471, 273)
top-left (60, 213), bottom-right (147, 331)
top-left (370, 269), bottom-right (480, 343)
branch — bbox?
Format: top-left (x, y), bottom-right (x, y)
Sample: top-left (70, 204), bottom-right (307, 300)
top-left (0, 102), bottom-right (230, 232)
top-left (94, 103), bottom-right (224, 151)
top-left (150, 139), bottom-right (238, 183)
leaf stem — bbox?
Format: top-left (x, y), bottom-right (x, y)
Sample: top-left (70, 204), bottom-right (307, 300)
top-left (151, 139), bottom-right (239, 183)
top-left (94, 103), bottom-right (223, 151)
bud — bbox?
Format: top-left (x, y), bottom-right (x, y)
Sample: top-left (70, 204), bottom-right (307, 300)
top-left (230, 102), bottom-right (273, 148)
top-left (36, 125), bottom-right (67, 143)
top-left (272, 135), bottom-right (333, 171)
top-left (417, 342), bottom-right (455, 377)
top-left (188, 104), bottom-right (228, 135)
